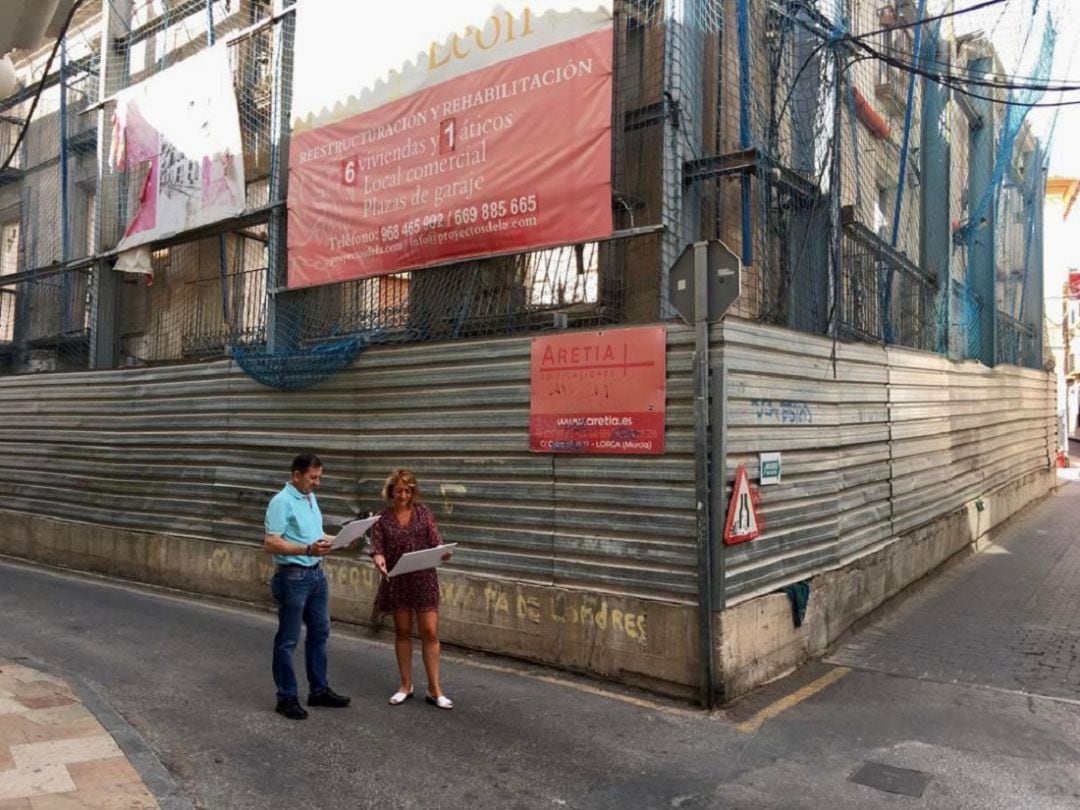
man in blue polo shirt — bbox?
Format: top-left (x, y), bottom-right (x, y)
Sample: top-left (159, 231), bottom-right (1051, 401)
top-left (264, 453), bottom-right (351, 719)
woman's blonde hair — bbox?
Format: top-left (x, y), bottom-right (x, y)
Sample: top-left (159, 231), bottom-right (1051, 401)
top-left (382, 468), bottom-right (421, 503)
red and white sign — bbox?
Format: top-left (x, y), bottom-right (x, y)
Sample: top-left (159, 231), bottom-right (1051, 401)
top-left (723, 464), bottom-right (762, 544)
top-left (530, 326), bottom-right (665, 455)
top-left (1068, 270), bottom-right (1080, 300)
top-left (286, 3), bottom-right (613, 289)
top-left (108, 44), bottom-right (245, 253)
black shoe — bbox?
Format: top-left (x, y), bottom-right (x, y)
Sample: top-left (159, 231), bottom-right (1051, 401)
top-left (308, 687), bottom-right (351, 708)
top-left (275, 697), bottom-right (308, 720)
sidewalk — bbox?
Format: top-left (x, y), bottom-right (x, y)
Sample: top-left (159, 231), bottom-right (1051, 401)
top-left (0, 658), bottom-right (158, 810)
top-left (828, 470), bottom-right (1080, 701)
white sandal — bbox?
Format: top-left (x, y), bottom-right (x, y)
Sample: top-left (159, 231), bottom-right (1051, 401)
top-left (425, 693), bottom-right (453, 710)
top-left (388, 688), bottom-right (413, 705)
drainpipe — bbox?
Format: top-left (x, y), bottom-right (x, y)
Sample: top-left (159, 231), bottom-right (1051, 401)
top-left (692, 241), bottom-right (716, 709)
top-left (736, 0), bottom-right (752, 265)
top-left (59, 33), bottom-right (72, 330)
top-left (206, 1), bottom-right (231, 331)
top-left (884, 0), bottom-right (928, 344)
top-left (965, 56), bottom-right (996, 367)
top-left (710, 351), bottom-right (728, 676)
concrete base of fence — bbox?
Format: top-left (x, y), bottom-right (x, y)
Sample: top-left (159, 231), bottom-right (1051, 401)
top-left (716, 467), bottom-right (1057, 702)
top-left (0, 511), bottom-right (700, 700)
top-left (0, 466), bottom-right (1056, 704)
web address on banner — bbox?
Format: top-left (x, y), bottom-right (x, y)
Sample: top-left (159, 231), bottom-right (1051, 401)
top-left (409, 216), bottom-right (538, 247)
top-left (326, 217), bottom-right (538, 266)
top-left (556, 416), bottom-right (633, 427)
top-left (328, 242), bottom-right (406, 267)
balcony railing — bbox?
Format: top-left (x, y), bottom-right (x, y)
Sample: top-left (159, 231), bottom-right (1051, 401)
top-left (182, 266), bottom-right (267, 357)
top-left (996, 312), bottom-right (1039, 368)
top-left (838, 219), bottom-right (938, 351)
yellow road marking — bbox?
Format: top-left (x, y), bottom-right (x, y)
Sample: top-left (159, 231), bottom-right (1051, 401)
top-left (735, 667), bottom-right (850, 733)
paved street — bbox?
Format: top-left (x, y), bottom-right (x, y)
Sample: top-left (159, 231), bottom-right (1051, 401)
top-left (2, 474), bottom-right (1080, 809)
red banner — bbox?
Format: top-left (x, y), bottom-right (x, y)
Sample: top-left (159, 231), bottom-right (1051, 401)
top-left (530, 327), bottom-right (666, 455)
top-left (1069, 270), bottom-right (1080, 299)
top-left (287, 12), bottom-right (613, 289)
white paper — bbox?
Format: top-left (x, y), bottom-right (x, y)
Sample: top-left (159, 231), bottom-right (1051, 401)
top-left (330, 515), bottom-right (380, 550)
top-left (387, 544), bottom-right (458, 578)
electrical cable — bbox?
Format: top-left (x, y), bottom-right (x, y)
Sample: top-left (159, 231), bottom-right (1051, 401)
top-left (769, 0), bottom-right (1077, 95)
top-left (850, 0), bottom-right (1008, 42)
top-left (851, 34), bottom-right (1076, 93)
top-left (849, 38), bottom-right (1080, 105)
top-left (870, 42), bottom-right (1080, 91)
top-left (0, 0), bottom-right (90, 173)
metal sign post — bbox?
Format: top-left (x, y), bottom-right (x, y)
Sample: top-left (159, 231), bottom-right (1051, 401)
top-left (668, 239), bottom-right (741, 709)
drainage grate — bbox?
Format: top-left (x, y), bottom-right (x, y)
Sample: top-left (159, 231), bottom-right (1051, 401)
top-left (849, 762), bottom-right (932, 798)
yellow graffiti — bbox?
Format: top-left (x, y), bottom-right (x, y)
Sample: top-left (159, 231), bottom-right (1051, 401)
top-left (317, 561), bottom-right (379, 597)
top-left (516, 593), bottom-right (541, 624)
top-left (550, 593), bottom-right (648, 644)
top-left (442, 581), bottom-right (479, 609)
top-left (484, 584), bottom-right (510, 616)
top-left (208, 548), bottom-right (277, 581)
top-left (204, 548), bottom-right (647, 647)
top-left (439, 483), bottom-right (467, 516)
top-left (440, 581), bottom-right (648, 646)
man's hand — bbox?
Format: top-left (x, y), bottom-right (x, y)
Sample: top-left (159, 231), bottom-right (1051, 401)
top-left (309, 539), bottom-right (333, 557)
top-left (440, 550), bottom-right (453, 563)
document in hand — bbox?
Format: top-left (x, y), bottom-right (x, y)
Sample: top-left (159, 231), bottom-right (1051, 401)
top-left (329, 515), bottom-right (380, 550)
top-left (387, 544), bottom-right (458, 578)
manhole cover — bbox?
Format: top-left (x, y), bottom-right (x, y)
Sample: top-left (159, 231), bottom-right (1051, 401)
top-left (849, 762), bottom-right (932, 798)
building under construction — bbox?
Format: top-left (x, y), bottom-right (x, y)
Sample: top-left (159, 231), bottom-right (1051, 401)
top-left (0, 0), bottom-right (1064, 702)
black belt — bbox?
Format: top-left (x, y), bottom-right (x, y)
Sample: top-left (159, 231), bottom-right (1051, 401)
top-left (276, 562), bottom-right (321, 570)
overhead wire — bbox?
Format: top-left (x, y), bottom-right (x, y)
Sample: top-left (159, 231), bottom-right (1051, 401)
top-left (849, 0), bottom-right (1008, 42)
top-left (754, 0), bottom-right (1054, 357)
top-left (769, 0), bottom-right (1076, 99)
top-left (851, 38), bottom-right (1080, 107)
top-left (869, 41), bottom-right (1080, 91)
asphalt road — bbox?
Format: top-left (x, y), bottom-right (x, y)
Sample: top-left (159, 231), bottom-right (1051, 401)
top-left (3, 481), bottom-right (1080, 809)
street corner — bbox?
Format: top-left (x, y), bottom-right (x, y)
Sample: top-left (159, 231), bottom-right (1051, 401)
top-left (722, 661), bottom-right (852, 734)
top-left (0, 656), bottom-right (160, 808)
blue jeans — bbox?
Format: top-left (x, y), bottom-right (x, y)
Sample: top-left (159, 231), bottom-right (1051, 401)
top-left (270, 565), bottom-right (330, 700)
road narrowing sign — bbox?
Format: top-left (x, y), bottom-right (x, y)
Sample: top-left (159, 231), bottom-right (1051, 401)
top-left (724, 463), bottom-right (762, 544)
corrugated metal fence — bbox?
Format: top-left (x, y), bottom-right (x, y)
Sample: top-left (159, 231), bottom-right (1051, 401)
top-left (719, 319), bottom-right (1055, 605)
top-left (0, 327), bottom-right (700, 602)
top-left (0, 319), bottom-right (1055, 608)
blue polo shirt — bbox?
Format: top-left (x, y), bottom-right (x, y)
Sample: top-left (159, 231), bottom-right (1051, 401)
top-left (265, 482), bottom-right (325, 566)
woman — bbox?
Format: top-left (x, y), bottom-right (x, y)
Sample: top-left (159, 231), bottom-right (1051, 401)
top-left (369, 469), bottom-right (454, 709)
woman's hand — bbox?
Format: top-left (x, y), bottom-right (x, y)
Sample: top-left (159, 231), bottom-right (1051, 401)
top-left (373, 553), bottom-right (389, 579)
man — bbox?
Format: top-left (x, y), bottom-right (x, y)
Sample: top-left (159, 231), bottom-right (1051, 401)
top-left (264, 454), bottom-right (351, 719)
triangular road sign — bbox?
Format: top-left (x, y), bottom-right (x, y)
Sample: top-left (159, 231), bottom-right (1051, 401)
top-left (724, 463), bottom-right (761, 544)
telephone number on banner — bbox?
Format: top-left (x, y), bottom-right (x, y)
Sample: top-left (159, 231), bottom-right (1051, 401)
top-left (377, 195), bottom-right (540, 242)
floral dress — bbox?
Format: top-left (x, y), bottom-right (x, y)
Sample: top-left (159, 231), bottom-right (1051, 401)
top-left (369, 503), bottom-right (443, 614)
